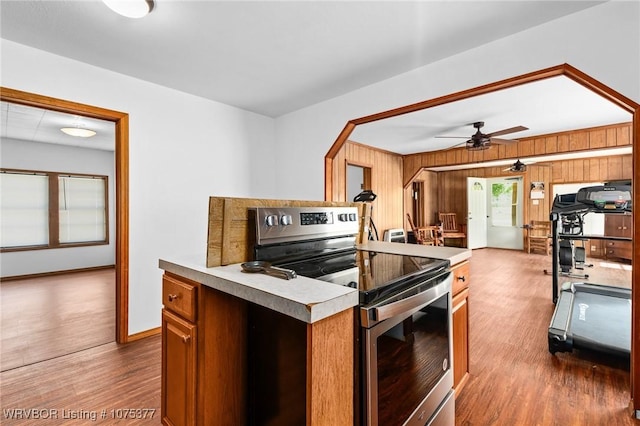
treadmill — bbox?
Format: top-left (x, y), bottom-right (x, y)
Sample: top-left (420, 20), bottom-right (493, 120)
top-left (547, 184), bottom-right (632, 357)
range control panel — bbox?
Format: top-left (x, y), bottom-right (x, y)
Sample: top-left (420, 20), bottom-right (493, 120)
top-left (251, 206), bottom-right (360, 245)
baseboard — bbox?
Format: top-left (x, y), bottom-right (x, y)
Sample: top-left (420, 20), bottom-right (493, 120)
top-left (128, 327), bottom-right (161, 342)
top-left (1, 265), bottom-right (116, 282)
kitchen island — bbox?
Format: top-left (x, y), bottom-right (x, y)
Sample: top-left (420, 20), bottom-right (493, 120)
top-left (159, 241), bottom-right (471, 426)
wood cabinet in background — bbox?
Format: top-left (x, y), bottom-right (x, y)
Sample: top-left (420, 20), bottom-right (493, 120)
top-left (604, 214), bottom-right (632, 261)
top-left (451, 261), bottom-right (470, 395)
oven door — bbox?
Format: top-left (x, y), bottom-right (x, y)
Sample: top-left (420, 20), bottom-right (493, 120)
top-left (362, 272), bottom-right (453, 426)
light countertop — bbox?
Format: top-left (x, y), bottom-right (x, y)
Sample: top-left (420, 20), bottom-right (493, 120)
top-left (160, 255), bottom-right (359, 324)
top-left (160, 243), bottom-right (471, 324)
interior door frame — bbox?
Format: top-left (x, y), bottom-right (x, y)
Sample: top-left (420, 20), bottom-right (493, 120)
top-left (1, 87), bottom-right (130, 344)
top-left (345, 160), bottom-right (372, 201)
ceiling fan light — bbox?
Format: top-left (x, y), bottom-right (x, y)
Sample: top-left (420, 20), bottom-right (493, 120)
top-left (509, 159), bottom-right (527, 172)
top-left (102, 0), bottom-right (154, 18)
top-left (60, 127), bottom-right (97, 138)
top-left (466, 140), bottom-right (490, 151)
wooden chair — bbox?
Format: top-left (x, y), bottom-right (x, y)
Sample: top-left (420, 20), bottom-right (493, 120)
top-left (438, 212), bottom-right (466, 246)
top-left (527, 220), bottom-right (551, 255)
top-left (406, 214), bottom-right (441, 246)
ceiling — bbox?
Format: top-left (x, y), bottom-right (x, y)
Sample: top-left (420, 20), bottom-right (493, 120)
top-left (1, 101), bottom-right (116, 151)
top-left (1, 1), bottom-right (632, 157)
top-left (350, 75), bottom-right (632, 155)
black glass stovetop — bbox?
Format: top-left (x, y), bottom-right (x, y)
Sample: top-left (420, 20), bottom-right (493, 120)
top-left (276, 249), bottom-right (450, 305)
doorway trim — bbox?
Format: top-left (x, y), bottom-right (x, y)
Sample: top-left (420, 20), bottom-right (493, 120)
top-left (324, 63), bottom-right (640, 414)
top-left (345, 160), bottom-right (372, 202)
top-left (1, 87), bottom-right (130, 344)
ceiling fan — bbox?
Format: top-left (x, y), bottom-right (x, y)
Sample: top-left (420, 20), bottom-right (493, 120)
top-left (503, 159), bottom-right (528, 172)
top-left (437, 121), bottom-right (529, 151)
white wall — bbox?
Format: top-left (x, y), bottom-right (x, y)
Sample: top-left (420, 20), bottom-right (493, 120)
top-left (274, 1), bottom-right (640, 201)
top-left (1, 138), bottom-right (116, 276)
top-left (1, 40), bottom-right (277, 334)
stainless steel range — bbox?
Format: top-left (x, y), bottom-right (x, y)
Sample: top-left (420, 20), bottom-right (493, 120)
top-left (249, 206), bottom-right (455, 426)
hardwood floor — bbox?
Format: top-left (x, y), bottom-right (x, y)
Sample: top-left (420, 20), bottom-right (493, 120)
top-left (456, 248), bottom-right (637, 425)
top-left (1, 269), bottom-right (115, 371)
top-left (0, 250), bottom-right (636, 425)
top-left (0, 336), bottom-right (161, 425)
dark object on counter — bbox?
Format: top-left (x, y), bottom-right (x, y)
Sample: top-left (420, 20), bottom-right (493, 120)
top-left (241, 261), bottom-right (297, 280)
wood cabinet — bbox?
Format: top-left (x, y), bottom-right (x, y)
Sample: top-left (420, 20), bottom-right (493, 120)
top-left (162, 310), bottom-right (196, 426)
top-left (604, 214), bottom-right (632, 261)
top-left (451, 261), bottom-right (470, 396)
top-left (161, 274), bottom-right (198, 426)
top-left (160, 271), bottom-right (353, 426)
top-left (161, 272), bottom-right (247, 426)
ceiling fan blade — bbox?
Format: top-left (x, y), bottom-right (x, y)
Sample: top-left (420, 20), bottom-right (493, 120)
top-left (490, 138), bottom-right (519, 145)
top-left (486, 125), bottom-right (529, 138)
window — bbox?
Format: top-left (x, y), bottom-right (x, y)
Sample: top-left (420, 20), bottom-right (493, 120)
top-left (1, 169), bottom-right (108, 251)
top-left (491, 182), bottom-right (518, 227)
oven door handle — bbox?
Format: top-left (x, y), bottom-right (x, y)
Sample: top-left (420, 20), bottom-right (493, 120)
top-left (363, 272), bottom-right (452, 324)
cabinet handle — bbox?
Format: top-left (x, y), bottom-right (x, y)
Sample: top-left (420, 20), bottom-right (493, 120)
top-left (181, 334), bottom-right (191, 344)
top-left (168, 293), bottom-right (178, 302)
top-left (457, 275), bottom-right (466, 282)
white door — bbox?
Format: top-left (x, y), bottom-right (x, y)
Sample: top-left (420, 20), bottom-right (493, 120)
top-left (486, 177), bottom-right (524, 250)
top-left (467, 177), bottom-right (488, 249)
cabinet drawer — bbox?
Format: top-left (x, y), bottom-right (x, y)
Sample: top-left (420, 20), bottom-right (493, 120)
top-left (606, 247), bottom-right (632, 260)
top-left (163, 274), bottom-right (197, 321)
top-left (451, 261), bottom-right (470, 296)
top-left (605, 240), bottom-right (632, 250)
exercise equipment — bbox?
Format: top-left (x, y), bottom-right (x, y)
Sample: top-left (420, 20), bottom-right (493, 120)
top-left (549, 282), bottom-right (631, 356)
top-left (547, 184), bottom-right (632, 357)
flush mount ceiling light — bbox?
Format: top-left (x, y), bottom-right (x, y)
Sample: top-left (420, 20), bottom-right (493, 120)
top-left (60, 127), bottom-right (97, 138)
top-left (102, 0), bottom-right (154, 19)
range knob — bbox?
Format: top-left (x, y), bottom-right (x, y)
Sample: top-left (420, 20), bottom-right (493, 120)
top-left (280, 214), bottom-right (293, 226)
top-left (338, 213), bottom-right (348, 222)
top-left (265, 214), bottom-right (279, 227)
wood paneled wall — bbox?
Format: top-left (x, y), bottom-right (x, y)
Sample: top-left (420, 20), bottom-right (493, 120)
top-left (404, 170), bottom-right (439, 226)
top-left (331, 141), bottom-right (404, 237)
top-left (407, 122), bottom-right (633, 229)
top-left (403, 122), bottom-right (632, 186)
top-left (436, 155), bottom-right (632, 227)
top-left (329, 123), bottom-right (632, 239)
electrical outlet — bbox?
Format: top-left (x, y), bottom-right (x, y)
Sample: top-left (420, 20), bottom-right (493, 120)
top-left (591, 245), bottom-right (597, 251)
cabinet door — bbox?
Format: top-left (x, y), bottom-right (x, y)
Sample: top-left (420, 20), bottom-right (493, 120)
top-left (605, 214), bottom-right (632, 238)
top-left (162, 309), bottom-right (197, 426)
top-left (452, 288), bottom-right (469, 395)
